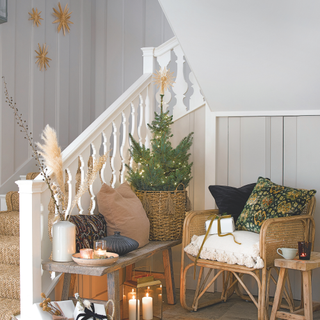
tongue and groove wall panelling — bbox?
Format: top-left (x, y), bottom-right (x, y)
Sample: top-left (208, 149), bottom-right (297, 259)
top-left (32, 0), bottom-right (45, 164)
top-left (123, 0), bottom-right (144, 93)
top-left (94, 0), bottom-right (107, 118)
top-left (1, 0), bottom-right (17, 185)
top-left (0, 1), bottom-right (98, 191)
top-left (68, 0), bottom-right (81, 143)
top-left (284, 116), bottom-right (320, 301)
top-left (15, 1), bottom-right (31, 173)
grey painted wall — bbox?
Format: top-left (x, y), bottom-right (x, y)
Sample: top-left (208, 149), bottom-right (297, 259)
top-left (0, 0), bottom-right (173, 192)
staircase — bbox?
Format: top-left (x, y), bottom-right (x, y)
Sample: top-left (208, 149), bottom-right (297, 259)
top-left (0, 173), bottom-right (38, 320)
top-left (5, 37), bottom-right (206, 320)
top-left (0, 191), bottom-right (21, 320)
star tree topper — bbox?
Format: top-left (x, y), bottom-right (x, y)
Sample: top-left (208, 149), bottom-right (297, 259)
top-left (53, 2), bottom-right (73, 36)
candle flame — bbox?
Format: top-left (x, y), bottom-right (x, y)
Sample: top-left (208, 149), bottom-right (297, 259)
top-left (146, 293), bottom-right (149, 298)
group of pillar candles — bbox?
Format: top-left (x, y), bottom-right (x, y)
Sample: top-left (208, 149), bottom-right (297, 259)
top-left (80, 240), bottom-right (107, 259)
top-left (127, 288), bottom-right (161, 320)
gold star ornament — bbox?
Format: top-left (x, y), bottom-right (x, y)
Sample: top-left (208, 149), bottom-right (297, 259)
top-left (35, 43), bottom-right (51, 71)
top-left (28, 8), bottom-right (43, 27)
top-left (53, 2), bottom-right (73, 36)
top-left (153, 67), bottom-right (175, 95)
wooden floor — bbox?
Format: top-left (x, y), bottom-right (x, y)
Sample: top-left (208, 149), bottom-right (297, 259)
top-left (162, 289), bottom-right (320, 320)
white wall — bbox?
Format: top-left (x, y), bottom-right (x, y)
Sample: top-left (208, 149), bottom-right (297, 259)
top-left (0, 0), bottom-right (173, 193)
top-left (159, 0), bottom-right (320, 113)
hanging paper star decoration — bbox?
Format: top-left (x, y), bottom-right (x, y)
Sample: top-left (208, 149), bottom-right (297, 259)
top-left (28, 8), bottom-right (43, 27)
top-left (53, 2), bottom-right (73, 36)
top-left (35, 43), bottom-right (51, 71)
top-left (153, 67), bottom-right (175, 95)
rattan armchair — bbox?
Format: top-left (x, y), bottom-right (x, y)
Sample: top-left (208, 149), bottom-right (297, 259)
top-left (180, 196), bottom-right (316, 320)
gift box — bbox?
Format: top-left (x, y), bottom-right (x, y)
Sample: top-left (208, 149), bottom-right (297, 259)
top-left (74, 302), bottom-right (107, 320)
top-left (205, 216), bottom-right (235, 235)
top-left (33, 300), bottom-right (74, 320)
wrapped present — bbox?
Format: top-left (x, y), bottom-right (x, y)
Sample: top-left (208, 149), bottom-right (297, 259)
top-left (74, 301), bottom-right (108, 320)
top-left (205, 216), bottom-right (235, 235)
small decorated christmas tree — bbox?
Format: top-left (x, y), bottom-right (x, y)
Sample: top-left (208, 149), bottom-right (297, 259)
top-left (126, 67), bottom-right (193, 191)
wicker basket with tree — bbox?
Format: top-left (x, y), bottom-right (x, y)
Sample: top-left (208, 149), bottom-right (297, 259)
top-left (126, 67), bottom-right (193, 241)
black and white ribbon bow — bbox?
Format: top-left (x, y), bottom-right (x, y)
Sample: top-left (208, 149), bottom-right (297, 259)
top-left (76, 303), bottom-right (109, 320)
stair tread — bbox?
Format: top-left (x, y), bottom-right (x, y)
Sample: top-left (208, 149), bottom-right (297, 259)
top-left (0, 211), bottom-right (19, 236)
top-left (0, 265), bottom-right (20, 300)
top-left (0, 235), bottom-right (19, 266)
top-left (0, 298), bottom-right (20, 320)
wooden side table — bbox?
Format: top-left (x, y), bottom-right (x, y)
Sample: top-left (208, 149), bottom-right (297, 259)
top-left (42, 240), bottom-right (181, 320)
top-left (270, 252), bottom-right (320, 320)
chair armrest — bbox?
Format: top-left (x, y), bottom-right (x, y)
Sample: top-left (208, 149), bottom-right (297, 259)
top-left (182, 209), bottom-right (219, 248)
top-left (5, 191), bottom-right (19, 212)
top-left (259, 214), bottom-right (315, 267)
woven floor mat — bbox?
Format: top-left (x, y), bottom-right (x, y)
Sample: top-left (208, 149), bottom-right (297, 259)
top-left (0, 235), bottom-right (19, 266)
top-left (0, 298), bottom-right (20, 320)
top-left (0, 212), bottom-right (19, 237)
top-left (0, 265), bottom-right (19, 300)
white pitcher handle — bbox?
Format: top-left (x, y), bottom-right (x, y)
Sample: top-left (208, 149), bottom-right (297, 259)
top-left (277, 248), bottom-right (283, 258)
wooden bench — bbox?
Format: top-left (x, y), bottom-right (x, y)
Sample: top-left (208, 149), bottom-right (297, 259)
top-left (42, 240), bottom-right (181, 320)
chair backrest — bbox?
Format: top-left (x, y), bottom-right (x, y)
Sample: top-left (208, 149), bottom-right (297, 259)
top-left (301, 195), bottom-right (316, 216)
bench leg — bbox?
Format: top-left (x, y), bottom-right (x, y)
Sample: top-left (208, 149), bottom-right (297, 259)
top-left (302, 270), bottom-right (313, 320)
top-left (108, 271), bottom-right (120, 320)
top-left (61, 273), bottom-right (76, 300)
top-left (163, 248), bottom-right (176, 305)
top-left (270, 268), bottom-right (287, 320)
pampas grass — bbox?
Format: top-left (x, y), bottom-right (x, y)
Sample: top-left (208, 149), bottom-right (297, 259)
top-left (37, 125), bottom-right (67, 215)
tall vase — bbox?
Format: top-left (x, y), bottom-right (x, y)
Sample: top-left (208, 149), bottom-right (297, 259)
top-left (52, 220), bottom-right (76, 262)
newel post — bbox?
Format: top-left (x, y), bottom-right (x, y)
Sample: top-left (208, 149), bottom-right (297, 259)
top-left (16, 179), bottom-right (47, 319)
top-left (141, 47), bottom-right (155, 74)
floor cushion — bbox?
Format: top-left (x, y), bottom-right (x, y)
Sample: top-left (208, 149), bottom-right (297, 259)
top-left (96, 182), bottom-right (150, 248)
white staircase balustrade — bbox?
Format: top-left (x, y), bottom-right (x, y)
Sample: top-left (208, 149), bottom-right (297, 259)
top-left (16, 37), bottom-right (206, 319)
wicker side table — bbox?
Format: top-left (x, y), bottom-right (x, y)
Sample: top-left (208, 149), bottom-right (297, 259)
top-left (270, 252), bottom-right (320, 320)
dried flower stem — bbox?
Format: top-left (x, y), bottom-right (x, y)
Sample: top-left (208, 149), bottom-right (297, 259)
top-left (40, 292), bottom-right (61, 316)
top-left (2, 77), bottom-right (60, 216)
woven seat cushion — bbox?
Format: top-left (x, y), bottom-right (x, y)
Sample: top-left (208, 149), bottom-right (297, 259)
top-left (69, 213), bottom-right (107, 253)
top-left (184, 231), bottom-right (263, 269)
top-left (236, 177), bottom-right (316, 233)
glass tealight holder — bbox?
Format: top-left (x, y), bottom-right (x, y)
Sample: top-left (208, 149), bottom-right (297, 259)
top-left (298, 241), bottom-right (311, 260)
top-left (80, 248), bottom-right (93, 259)
top-left (93, 240), bottom-right (107, 259)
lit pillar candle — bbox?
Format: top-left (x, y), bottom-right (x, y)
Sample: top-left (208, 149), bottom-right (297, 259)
top-left (142, 293), bottom-right (153, 320)
top-left (129, 296), bottom-right (140, 320)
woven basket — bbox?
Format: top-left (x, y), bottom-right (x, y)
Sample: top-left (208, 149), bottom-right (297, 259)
top-left (135, 187), bottom-right (187, 241)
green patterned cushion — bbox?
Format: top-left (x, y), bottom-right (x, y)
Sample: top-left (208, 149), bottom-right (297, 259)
top-left (236, 177), bottom-right (316, 233)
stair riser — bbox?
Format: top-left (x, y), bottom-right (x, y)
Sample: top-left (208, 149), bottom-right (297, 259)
top-left (0, 279), bottom-right (20, 300)
top-left (0, 212), bottom-right (19, 237)
top-left (0, 246), bottom-right (19, 266)
top-left (0, 298), bottom-right (20, 320)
